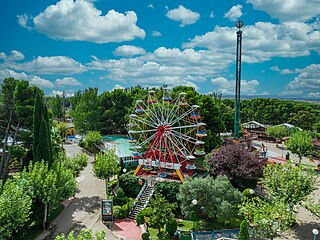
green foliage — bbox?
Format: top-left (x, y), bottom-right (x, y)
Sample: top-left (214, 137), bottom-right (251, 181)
top-left (154, 181), bottom-right (180, 203)
top-left (33, 93), bottom-right (53, 167)
top-left (0, 179), bottom-right (32, 238)
top-left (49, 95), bottom-right (63, 121)
top-left (118, 173), bottom-right (144, 198)
top-left (239, 197), bottom-right (295, 239)
top-left (286, 130), bottom-right (313, 164)
top-left (149, 193), bottom-right (177, 233)
top-left (21, 160), bottom-right (76, 227)
top-left (177, 176), bottom-right (243, 223)
top-left (141, 232), bottom-right (149, 240)
top-left (136, 207), bottom-right (152, 225)
top-left (113, 189), bottom-right (129, 206)
top-left (71, 88), bottom-right (100, 135)
top-left (261, 163), bottom-right (316, 205)
top-left (55, 229), bottom-right (106, 240)
top-left (223, 98), bottom-right (320, 129)
top-left (289, 110), bottom-right (317, 131)
top-left (166, 218), bottom-right (178, 236)
top-left (238, 220), bottom-right (249, 240)
top-left (84, 131), bottom-right (102, 153)
top-left (113, 205), bottom-right (122, 219)
top-left (266, 125), bottom-right (288, 142)
top-left (93, 150), bottom-right (120, 181)
top-left (64, 153), bottom-right (88, 177)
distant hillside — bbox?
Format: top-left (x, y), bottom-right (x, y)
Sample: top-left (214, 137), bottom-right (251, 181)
top-left (222, 95), bottom-right (320, 103)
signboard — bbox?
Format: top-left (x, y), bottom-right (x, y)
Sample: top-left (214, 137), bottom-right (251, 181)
top-left (102, 200), bottom-right (113, 222)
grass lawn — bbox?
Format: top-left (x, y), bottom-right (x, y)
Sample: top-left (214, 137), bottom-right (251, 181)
top-left (15, 204), bottom-right (65, 240)
top-left (148, 227), bottom-right (171, 240)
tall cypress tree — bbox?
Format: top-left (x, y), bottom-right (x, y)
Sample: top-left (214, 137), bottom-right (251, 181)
top-left (33, 93), bottom-right (53, 167)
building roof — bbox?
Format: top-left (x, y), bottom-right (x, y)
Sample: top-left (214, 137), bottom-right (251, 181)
top-left (277, 123), bottom-right (302, 130)
top-left (242, 121), bottom-right (266, 129)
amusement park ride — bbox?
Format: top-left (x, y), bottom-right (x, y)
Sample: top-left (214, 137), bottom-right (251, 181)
top-left (127, 89), bottom-right (206, 183)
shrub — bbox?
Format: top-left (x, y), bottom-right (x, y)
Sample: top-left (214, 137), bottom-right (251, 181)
top-left (141, 232), bottom-right (149, 240)
top-left (119, 173), bottom-right (144, 198)
top-left (238, 220), bottom-right (250, 240)
top-left (113, 189), bottom-right (129, 206)
top-left (136, 207), bottom-right (152, 225)
top-left (166, 218), bottom-right (178, 236)
top-left (113, 205), bottom-right (122, 219)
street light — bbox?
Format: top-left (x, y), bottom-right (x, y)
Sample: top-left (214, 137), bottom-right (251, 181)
top-left (192, 199), bottom-right (198, 206)
top-left (123, 168), bottom-right (127, 173)
top-left (249, 189), bottom-right (255, 195)
top-left (313, 229), bottom-right (319, 240)
top-left (281, 141), bottom-right (285, 159)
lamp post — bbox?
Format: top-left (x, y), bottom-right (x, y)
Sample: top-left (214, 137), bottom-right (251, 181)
top-left (313, 229), bottom-right (319, 240)
top-left (281, 141), bottom-right (285, 159)
top-left (233, 20), bottom-right (243, 140)
top-left (123, 168), bottom-right (127, 173)
top-left (192, 199), bottom-right (198, 230)
top-left (249, 189), bottom-right (254, 195)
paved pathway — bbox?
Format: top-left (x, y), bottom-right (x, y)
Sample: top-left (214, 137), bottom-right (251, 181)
top-left (35, 143), bottom-right (118, 240)
top-left (253, 140), bottom-right (320, 240)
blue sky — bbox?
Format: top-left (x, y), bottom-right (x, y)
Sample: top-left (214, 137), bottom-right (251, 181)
top-left (0, 0), bottom-right (319, 97)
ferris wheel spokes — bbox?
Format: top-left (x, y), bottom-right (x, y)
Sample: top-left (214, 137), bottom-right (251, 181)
top-left (168, 105), bottom-right (198, 126)
top-left (169, 131), bottom-right (195, 156)
top-left (164, 95), bottom-right (181, 124)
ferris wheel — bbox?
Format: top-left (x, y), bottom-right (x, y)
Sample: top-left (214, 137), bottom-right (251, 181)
top-left (128, 89), bottom-right (206, 182)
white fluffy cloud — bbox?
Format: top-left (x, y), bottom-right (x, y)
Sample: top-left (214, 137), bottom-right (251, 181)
top-left (183, 21), bottom-right (320, 63)
top-left (89, 47), bottom-right (234, 90)
top-left (308, 92), bottom-right (320, 98)
top-left (0, 69), bottom-right (28, 80)
top-left (270, 66), bottom-right (302, 74)
top-left (23, 0), bottom-right (145, 43)
top-left (152, 31), bottom-right (162, 37)
top-left (285, 64), bottom-right (320, 95)
top-left (56, 77), bottom-right (82, 86)
top-left (50, 90), bottom-right (74, 97)
top-left (14, 56), bottom-right (86, 75)
top-left (246, 0), bottom-right (320, 22)
top-left (113, 45), bottom-right (146, 57)
top-left (0, 69), bottom-right (55, 89)
top-left (17, 14), bottom-right (32, 30)
top-left (30, 76), bottom-right (55, 88)
top-left (211, 77), bottom-right (259, 95)
top-left (166, 5), bottom-right (200, 27)
top-left (0, 50), bottom-right (24, 62)
top-left (224, 4), bottom-right (243, 21)
top-left (112, 84), bottom-right (125, 91)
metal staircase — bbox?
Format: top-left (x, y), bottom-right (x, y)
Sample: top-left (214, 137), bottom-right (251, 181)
top-left (129, 178), bottom-right (155, 219)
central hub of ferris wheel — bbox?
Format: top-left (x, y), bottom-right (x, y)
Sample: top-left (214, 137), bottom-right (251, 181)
top-left (157, 125), bottom-right (170, 137)
top-left (127, 89), bottom-right (207, 183)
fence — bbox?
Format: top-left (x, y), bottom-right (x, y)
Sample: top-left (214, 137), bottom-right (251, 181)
top-left (192, 229), bottom-right (239, 240)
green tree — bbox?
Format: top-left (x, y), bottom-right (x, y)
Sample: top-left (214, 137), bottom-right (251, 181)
top-left (71, 88), bottom-right (100, 135)
top-left (289, 110), bottom-right (317, 131)
top-left (238, 220), bottom-right (249, 240)
top-left (64, 153), bottom-right (89, 177)
top-left (261, 163), bottom-right (316, 206)
top-left (33, 93), bottom-right (53, 167)
top-left (149, 193), bottom-right (177, 234)
top-left (239, 197), bottom-right (295, 240)
top-left (177, 176), bottom-right (243, 223)
top-left (0, 179), bottom-right (32, 238)
top-left (166, 217), bottom-right (178, 237)
top-left (55, 229), bottom-right (106, 240)
top-left (21, 160), bottom-right (76, 228)
top-left (49, 95), bottom-right (63, 121)
top-left (266, 125), bottom-right (287, 142)
top-left (286, 131), bottom-right (313, 165)
top-left (84, 131), bottom-right (102, 160)
top-left (56, 121), bottom-right (67, 147)
top-left (93, 151), bottom-right (120, 196)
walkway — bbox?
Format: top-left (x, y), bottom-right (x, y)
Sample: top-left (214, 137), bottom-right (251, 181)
top-left (35, 143), bottom-right (118, 240)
